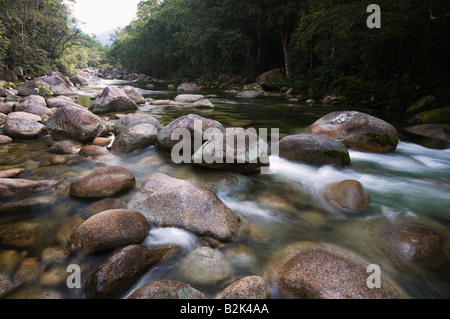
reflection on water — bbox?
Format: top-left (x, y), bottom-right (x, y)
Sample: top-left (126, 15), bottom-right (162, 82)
top-left (1, 80), bottom-right (449, 299)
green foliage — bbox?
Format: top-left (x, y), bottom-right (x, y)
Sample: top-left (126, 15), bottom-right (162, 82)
top-left (34, 81), bottom-right (53, 100)
top-left (0, 0), bottom-right (106, 77)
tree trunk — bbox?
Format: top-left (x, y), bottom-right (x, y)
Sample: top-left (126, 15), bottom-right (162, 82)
top-left (280, 28), bottom-right (289, 78)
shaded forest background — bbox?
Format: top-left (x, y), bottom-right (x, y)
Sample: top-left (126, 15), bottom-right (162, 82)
top-left (1, 0), bottom-right (450, 111)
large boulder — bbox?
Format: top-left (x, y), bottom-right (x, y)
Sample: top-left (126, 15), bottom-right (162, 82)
top-left (46, 104), bottom-right (105, 142)
top-left (380, 222), bottom-right (447, 268)
top-left (114, 114), bottom-right (162, 135)
top-left (176, 247), bottom-right (233, 286)
top-left (127, 173), bottom-right (244, 242)
top-left (278, 134), bottom-right (350, 166)
top-left (265, 241), bottom-right (406, 299)
top-left (0, 178), bottom-right (57, 200)
top-left (192, 127), bottom-right (270, 173)
top-left (69, 74), bottom-right (90, 86)
top-left (309, 111), bottom-right (399, 153)
top-left (69, 166), bottom-right (136, 200)
top-left (256, 68), bottom-right (285, 90)
top-left (128, 280), bottom-right (205, 299)
top-left (120, 85), bottom-right (145, 105)
top-left (409, 108), bottom-right (450, 125)
top-left (70, 209), bottom-right (150, 254)
top-left (84, 244), bottom-right (176, 298)
top-left (177, 82), bottom-right (200, 92)
top-left (17, 72), bottom-right (76, 96)
top-left (322, 180), bottom-right (371, 212)
top-left (89, 86), bottom-right (138, 114)
top-left (3, 118), bottom-right (48, 139)
top-left (157, 114), bottom-right (223, 152)
top-left (111, 124), bottom-right (158, 153)
top-left (405, 124), bottom-right (450, 141)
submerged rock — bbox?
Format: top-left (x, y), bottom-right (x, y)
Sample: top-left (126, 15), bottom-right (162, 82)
top-left (69, 166), bottom-right (135, 199)
top-left (278, 134), bottom-right (351, 166)
top-left (70, 209), bottom-right (150, 254)
top-left (85, 244), bottom-right (176, 298)
top-left (310, 111), bottom-right (399, 153)
top-left (128, 280), bottom-right (205, 299)
top-left (48, 139), bottom-right (82, 154)
top-left (265, 241), bottom-right (406, 299)
top-left (127, 173), bottom-right (244, 241)
top-left (0, 178), bottom-right (57, 200)
top-left (176, 247), bottom-right (233, 286)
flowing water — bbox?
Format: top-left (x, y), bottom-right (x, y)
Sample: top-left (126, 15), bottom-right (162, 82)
top-left (1, 79), bottom-right (449, 299)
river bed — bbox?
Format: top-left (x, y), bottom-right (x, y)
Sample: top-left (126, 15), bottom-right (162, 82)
top-left (1, 79), bottom-right (449, 299)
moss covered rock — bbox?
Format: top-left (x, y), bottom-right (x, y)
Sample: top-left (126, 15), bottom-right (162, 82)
top-left (409, 108), bottom-right (450, 125)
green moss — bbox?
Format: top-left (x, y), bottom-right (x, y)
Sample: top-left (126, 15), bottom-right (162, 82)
top-left (366, 133), bottom-right (399, 148)
top-left (324, 150), bottom-right (351, 165)
top-left (410, 108), bottom-right (450, 124)
top-left (177, 288), bottom-right (193, 299)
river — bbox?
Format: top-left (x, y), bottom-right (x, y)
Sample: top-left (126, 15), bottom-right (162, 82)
top-left (1, 79), bottom-right (449, 299)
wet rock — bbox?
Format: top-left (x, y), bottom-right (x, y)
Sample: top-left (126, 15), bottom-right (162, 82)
top-left (176, 247), bottom-right (233, 286)
top-left (265, 241), bottom-right (406, 299)
top-left (48, 139), bottom-right (82, 154)
top-left (256, 68), bottom-right (285, 91)
top-left (84, 244), bottom-right (176, 299)
top-left (92, 137), bottom-right (111, 146)
top-left (0, 275), bottom-right (14, 298)
top-left (121, 85), bottom-right (145, 105)
top-left (157, 114), bottom-right (223, 152)
top-left (111, 124), bottom-right (158, 153)
top-left (41, 246), bottom-right (70, 266)
top-left (192, 99), bottom-right (214, 109)
top-left (236, 89), bottom-right (265, 99)
top-left (278, 134), bottom-right (351, 166)
top-left (310, 111), bottom-right (399, 153)
top-left (128, 280), bottom-right (205, 299)
top-left (13, 257), bottom-right (40, 285)
top-left (127, 173), bottom-right (244, 242)
top-left (380, 222), bottom-right (446, 268)
top-left (0, 195), bottom-right (55, 215)
top-left (3, 286), bottom-right (62, 299)
top-left (0, 178), bottom-right (57, 200)
top-left (0, 135), bottom-right (12, 144)
top-left (406, 95), bottom-right (436, 114)
top-left (70, 209), bottom-right (150, 254)
top-left (79, 145), bottom-right (109, 156)
top-left (216, 276), bottom-right (270, 299)
top-left (89, 86), bottom-right (138, 114)
top-left (0, 168), bottom-right (26, 178)
top-left (80, 198), bottom-right (125, 219)
top-left (0, 220), bottom-right (49, 249)
top-left (406, 124), bottom-right (450, 141)
top-left (69, 166), bottom-right (135, 199)
top-left (46, 104), bottom-right (105, 142)
top-left (54, 215), bottom-right (84, 244)
top-left (39, 265), bottom-right (67, 286)
top-left (322, 180), bottom-right (371, 212)
top-left (192, 127), bottom-right (270, 173)
top-left (177, 82), bottom-right (200, 92)
top-left (114, 113), bottom-right (162, 135)
top-left (0, 250), bottom-right (27, 275)
top-left (3, 118), bottom-right (48, 139)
